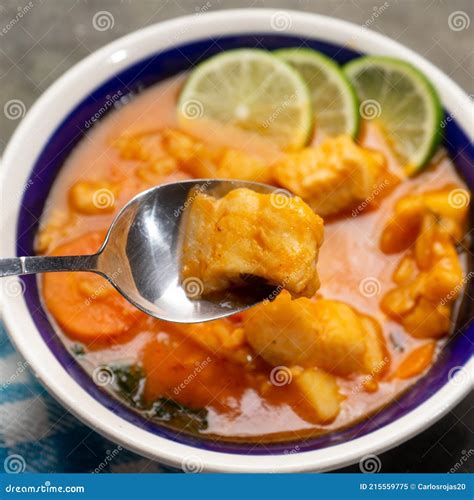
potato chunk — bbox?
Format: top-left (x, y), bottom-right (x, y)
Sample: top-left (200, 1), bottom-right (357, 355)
top-left (114, 131), bottom-right (183, 184)
top-left (36, 210), bottom-right (77, 254)
top-left (114, 132), bottom-right (168, 163)
top-left (423, 243), bottom-right (464, 304)
top-left (402, 298), bottom-right (451, 339)
top-left (380, 188), bottom-right (469, 253)
top-left (273, 135), bottom-right (386, 217)
top-left (181, 188), bottom-right (324, 299)
top-left (69, 181), bottom-right (119, 215)
top-left (244, 292), bottom-right (386, 377)
top-left (380, 188), bottom-right (467, 339)
top-left (162, 129), bottom-right (272, 183)
top-left (244, 291), bottom-right (320, 367)
top-left (294, 368), bottom-right (342, 423)
top-left (360, 316), bottom-right (389, 377)
top-left (311, 300), bottom-right (369, 376)
top-left (168, 320), bottom-right (251, 365)
top-left (114, 128), bottom-right (273, 184)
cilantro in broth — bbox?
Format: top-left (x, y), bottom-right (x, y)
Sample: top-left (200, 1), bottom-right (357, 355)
top-left (105, 363), bottom-right (209, 433)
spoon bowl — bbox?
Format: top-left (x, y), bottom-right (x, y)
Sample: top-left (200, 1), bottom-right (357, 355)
top-left (0, 180), bottom-right (278, 323)
top-left (98, 179), bottom-right (278, 322)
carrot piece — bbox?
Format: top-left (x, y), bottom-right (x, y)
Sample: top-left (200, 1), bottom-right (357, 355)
top-left (141, 331), bottom-right (246, 412)
top-left (394, 342), bottom-right (436, 380)
top-left (42, 231), bottom-right (144, 343)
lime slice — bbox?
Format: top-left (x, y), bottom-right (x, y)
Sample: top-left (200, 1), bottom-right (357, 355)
top-left (276, 48), bottom-right (359, 138)
top-left (344, 56), bottom-right (443, 175)
top-left (178, 49), bottom-right (313, 149)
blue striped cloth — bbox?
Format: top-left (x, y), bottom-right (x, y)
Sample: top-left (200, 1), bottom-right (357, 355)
top-left (0, 323), bottom-right (169, 473)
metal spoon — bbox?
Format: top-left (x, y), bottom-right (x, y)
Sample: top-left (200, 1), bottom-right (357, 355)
top-left (0, 180), bottom-right (279, 323)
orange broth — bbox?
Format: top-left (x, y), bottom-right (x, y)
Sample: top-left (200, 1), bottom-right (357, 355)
top-left (37, 75), bottom-right (468, 442)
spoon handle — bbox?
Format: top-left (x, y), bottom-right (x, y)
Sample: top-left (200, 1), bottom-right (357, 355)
top-left (0, 254), bottom-right (98, 278)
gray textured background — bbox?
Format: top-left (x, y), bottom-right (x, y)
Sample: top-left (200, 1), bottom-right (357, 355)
top-left (1, 0), bottom-right (473, 150)
top-left (0, 0), bottom-right (472, 473)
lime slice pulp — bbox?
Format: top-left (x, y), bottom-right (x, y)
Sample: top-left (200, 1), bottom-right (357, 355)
top-left (276, 47), bottom-right (359, 139)
top-left (344, 56), bottom-right (443, 175)
top-left (178, 49), bottom-right (313, 150)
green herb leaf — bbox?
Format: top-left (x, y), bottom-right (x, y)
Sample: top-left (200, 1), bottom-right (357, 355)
top-left (71, 343), bottom-right (85, 356)
top-left (106, 363), bottom-right (208, 433)
top-left (109, 363), bottom-right (146, 408)
top-left (149, 397), bottom-right (208, 432)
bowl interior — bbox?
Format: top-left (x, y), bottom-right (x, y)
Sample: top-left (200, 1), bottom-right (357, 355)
top-left (16, 33), bottom-right (474, 455)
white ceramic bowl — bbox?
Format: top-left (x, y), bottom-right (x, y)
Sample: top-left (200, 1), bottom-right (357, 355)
top-left (1, 9), bottom-right (473, 472)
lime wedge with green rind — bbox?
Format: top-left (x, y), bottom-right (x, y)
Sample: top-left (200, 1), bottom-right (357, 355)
top-left (178, 49), bottom-right (313, 150)
top-left (276, 48), bottom-right (359, 139)
top-left (344, 56), bottom-right (443, 175)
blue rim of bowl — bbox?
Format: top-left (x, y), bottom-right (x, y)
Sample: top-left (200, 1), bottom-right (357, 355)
top-left (16, 34), bottom-right (474, 455)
